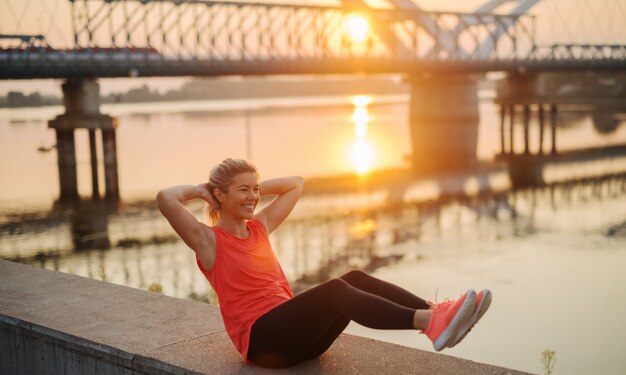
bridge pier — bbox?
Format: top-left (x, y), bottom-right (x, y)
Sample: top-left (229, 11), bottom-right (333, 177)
top-left (54, 129), bottom-right (79, 200)
top-left (408, 74), bottom-right (479, 174)
top-left (495, 73), bottom-right (564, 187)
top-left (498, 102), bottom-right (559, 157)
top-left (48, 78), bottom-right (119, 201)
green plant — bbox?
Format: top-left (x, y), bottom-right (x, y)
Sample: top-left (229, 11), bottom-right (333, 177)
top-left (541, 349), bottom-right (556, 375)
top-left (148, 282), bottom-right (163, 294)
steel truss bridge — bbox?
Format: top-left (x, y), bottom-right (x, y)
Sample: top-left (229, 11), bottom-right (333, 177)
top-left (1, 0), bottom-right (625, 79)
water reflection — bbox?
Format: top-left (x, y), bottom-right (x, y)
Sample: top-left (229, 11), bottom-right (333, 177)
top-left (592, 111), bottom-right (622, 134)
top-left (351, 95), bottom-right (372, 175)
top-left (69, 199), bottom-right (111, 250)
top-left (1, 94), bottom-right (624, 373)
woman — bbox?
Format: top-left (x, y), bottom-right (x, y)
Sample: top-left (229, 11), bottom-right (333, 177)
top-left (156, 158), bottom-right (491, 368)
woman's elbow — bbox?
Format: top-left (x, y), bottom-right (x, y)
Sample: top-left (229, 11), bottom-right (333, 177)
top-left (156, 190), bottom-right (171, 211)
top-left (294, 176), bottom-right (304, 192)
top-left (294, 176), bottom-right (304, 187)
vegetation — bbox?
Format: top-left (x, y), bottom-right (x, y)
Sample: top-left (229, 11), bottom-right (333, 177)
top-left (147, 282), bottom-right (163, 294)
top-left (541, 349), bottom-right (557, 375)
top-left (2, 91), bottom-right (61, 107)
top-left (0, 76), bottom-right (407, 108)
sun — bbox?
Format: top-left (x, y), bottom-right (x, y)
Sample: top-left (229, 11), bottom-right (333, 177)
top-left (346, 14), bottom-right (369, 44)
top-left (351, 95), bottom-right (371, 107)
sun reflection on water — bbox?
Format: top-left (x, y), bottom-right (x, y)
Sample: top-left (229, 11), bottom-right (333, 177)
top-left (351, 95), bottom-right (373, 175)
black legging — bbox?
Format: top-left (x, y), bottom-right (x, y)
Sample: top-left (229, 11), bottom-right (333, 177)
top-left (247, 269), bottom-right (430, 368)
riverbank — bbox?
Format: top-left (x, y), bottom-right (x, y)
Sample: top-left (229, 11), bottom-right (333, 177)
top-left (0, 260), bottom-right (528, 374)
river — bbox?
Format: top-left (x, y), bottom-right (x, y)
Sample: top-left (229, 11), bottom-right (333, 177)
top-left (1, 92), bottom-right (625, 374)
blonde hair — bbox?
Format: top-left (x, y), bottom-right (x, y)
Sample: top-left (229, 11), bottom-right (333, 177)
top-left (206, 158), bottom-right (258, 225)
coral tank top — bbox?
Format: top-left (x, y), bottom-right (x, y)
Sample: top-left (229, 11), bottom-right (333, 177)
top-left (196, 218), bottom-right (293, 359)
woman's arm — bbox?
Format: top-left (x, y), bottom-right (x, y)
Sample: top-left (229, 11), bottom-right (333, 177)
top-left (156, 184), bottom-right (216, 263)
top-left (255, 176), bottom-right (304, 234)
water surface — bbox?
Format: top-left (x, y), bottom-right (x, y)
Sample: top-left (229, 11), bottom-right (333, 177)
top-left (1, 94), bottom-right (625, 374)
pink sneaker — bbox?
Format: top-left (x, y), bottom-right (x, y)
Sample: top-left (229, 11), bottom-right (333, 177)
top-left (447, 289), bottom-right (492, 349)
top-left (423, 289), bottom-right (476, 351)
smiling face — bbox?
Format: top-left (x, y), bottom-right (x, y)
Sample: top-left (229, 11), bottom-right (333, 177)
top-left (216, 171), bottom-right (260, 221)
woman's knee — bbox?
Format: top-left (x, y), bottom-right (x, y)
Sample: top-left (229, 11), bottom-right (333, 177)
top-left (325, 277), bottom-right (350, 289)
top-left (340, 269), bottom-right (368, 284)
top-left (317, 278), bottom-right (353, 298)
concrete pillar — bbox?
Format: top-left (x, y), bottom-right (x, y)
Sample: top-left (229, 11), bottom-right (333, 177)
top-left (61, 78), bottom-right (101, 115)
top-left (495, 73), bottom-right (537, 157)
top-left (102, 128), bottom-right (120, 199)
top-left (408, 74), bottom-right (479, 174)
top-left (538, 105), bottom-right (545, 155)
top-left (55, 130), bottom-right (78, 200)
top-left (89, 129), bottom-right (100, 199)
top-left (49, 78), bottom-right (119, 201)
top-left (499, 105), bottom-right (507, 155)
top-left (523, 105), bottom-right (530, 155)
top-left (550, 104), bottom-right (558, 155)
top-left (509, 105), bottom-right (515, 155)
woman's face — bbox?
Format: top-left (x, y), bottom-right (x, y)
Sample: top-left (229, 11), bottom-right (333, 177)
top-left (219, 172), bottom-right (260, 220)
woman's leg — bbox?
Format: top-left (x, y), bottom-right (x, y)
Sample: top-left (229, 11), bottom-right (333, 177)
top-left (300, 269), bottom-right (432, 360)
top-left (300, 316), bottom-right (350, 360)
top-left (340, 269), bottom-right (430, 310)
top-left (248, 277), bottom-right (419, 368)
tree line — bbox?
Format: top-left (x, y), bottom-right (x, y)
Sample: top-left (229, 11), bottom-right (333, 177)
top-left (1, 77), bottom-right (407, 108)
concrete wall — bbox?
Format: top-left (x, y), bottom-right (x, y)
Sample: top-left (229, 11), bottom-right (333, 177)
top-left (0, 260), bottom-right (527, 374)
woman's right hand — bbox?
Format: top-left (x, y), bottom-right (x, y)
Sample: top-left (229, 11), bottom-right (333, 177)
top-left (197, 182), bottom-right (217, 209)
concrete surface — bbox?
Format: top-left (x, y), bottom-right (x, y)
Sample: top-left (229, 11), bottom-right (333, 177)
top-left (0, 260), bottom-right (531, 374)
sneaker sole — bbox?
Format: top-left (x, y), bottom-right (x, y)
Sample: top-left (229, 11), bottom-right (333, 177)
top-left (447, 289), bottom-right (492, 349)
top-left (433, 289), bottom-right (477, 352)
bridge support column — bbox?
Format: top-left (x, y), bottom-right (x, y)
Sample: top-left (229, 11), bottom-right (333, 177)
top-left (102, 129), bottom-right (119, 199)
top-left (408, 74), bottom-right (479, 174)
top-left (55, 129), bottom-right (78, 200)
top-left (550, 104), bottom-right (558, 155)
top-left (49, 78), bottom-right (119, 201)
top-left (495, 74), bottom-right (564, 187)
top-left (88, 129), bottom-right (100, 199)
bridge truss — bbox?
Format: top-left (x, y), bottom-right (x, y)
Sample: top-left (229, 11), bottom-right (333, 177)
top-left (1, 0), bottom-right (625, 79)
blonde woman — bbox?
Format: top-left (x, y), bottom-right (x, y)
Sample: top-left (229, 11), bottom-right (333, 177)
top-left (157, 158), bottom-right (491, 368)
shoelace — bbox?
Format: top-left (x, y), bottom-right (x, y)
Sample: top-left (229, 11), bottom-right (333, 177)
top-left (429, 288), bottom-right (455, 310)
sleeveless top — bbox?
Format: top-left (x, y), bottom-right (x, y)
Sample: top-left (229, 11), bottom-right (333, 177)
top-left (195, 218), bottom-right (293, 359)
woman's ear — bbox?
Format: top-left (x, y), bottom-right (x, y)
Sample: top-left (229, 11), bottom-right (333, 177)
top-left (213, 188), bottom-right (225, 203)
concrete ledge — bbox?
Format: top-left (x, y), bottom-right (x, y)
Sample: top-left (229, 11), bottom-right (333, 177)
top-left (0, 260), bottom-right (528, 374)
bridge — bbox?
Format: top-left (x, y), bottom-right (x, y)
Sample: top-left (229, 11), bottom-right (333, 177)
top-left (1, 0), bottom-right (625, 77)
top-left (1, 0), bottom-right (625, 199)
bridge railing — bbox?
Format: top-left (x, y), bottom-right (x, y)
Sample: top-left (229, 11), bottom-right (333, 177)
top-left (67, 0), bottom-right (536, 61)
top-left (531, 44), bottom-right (626, 63)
